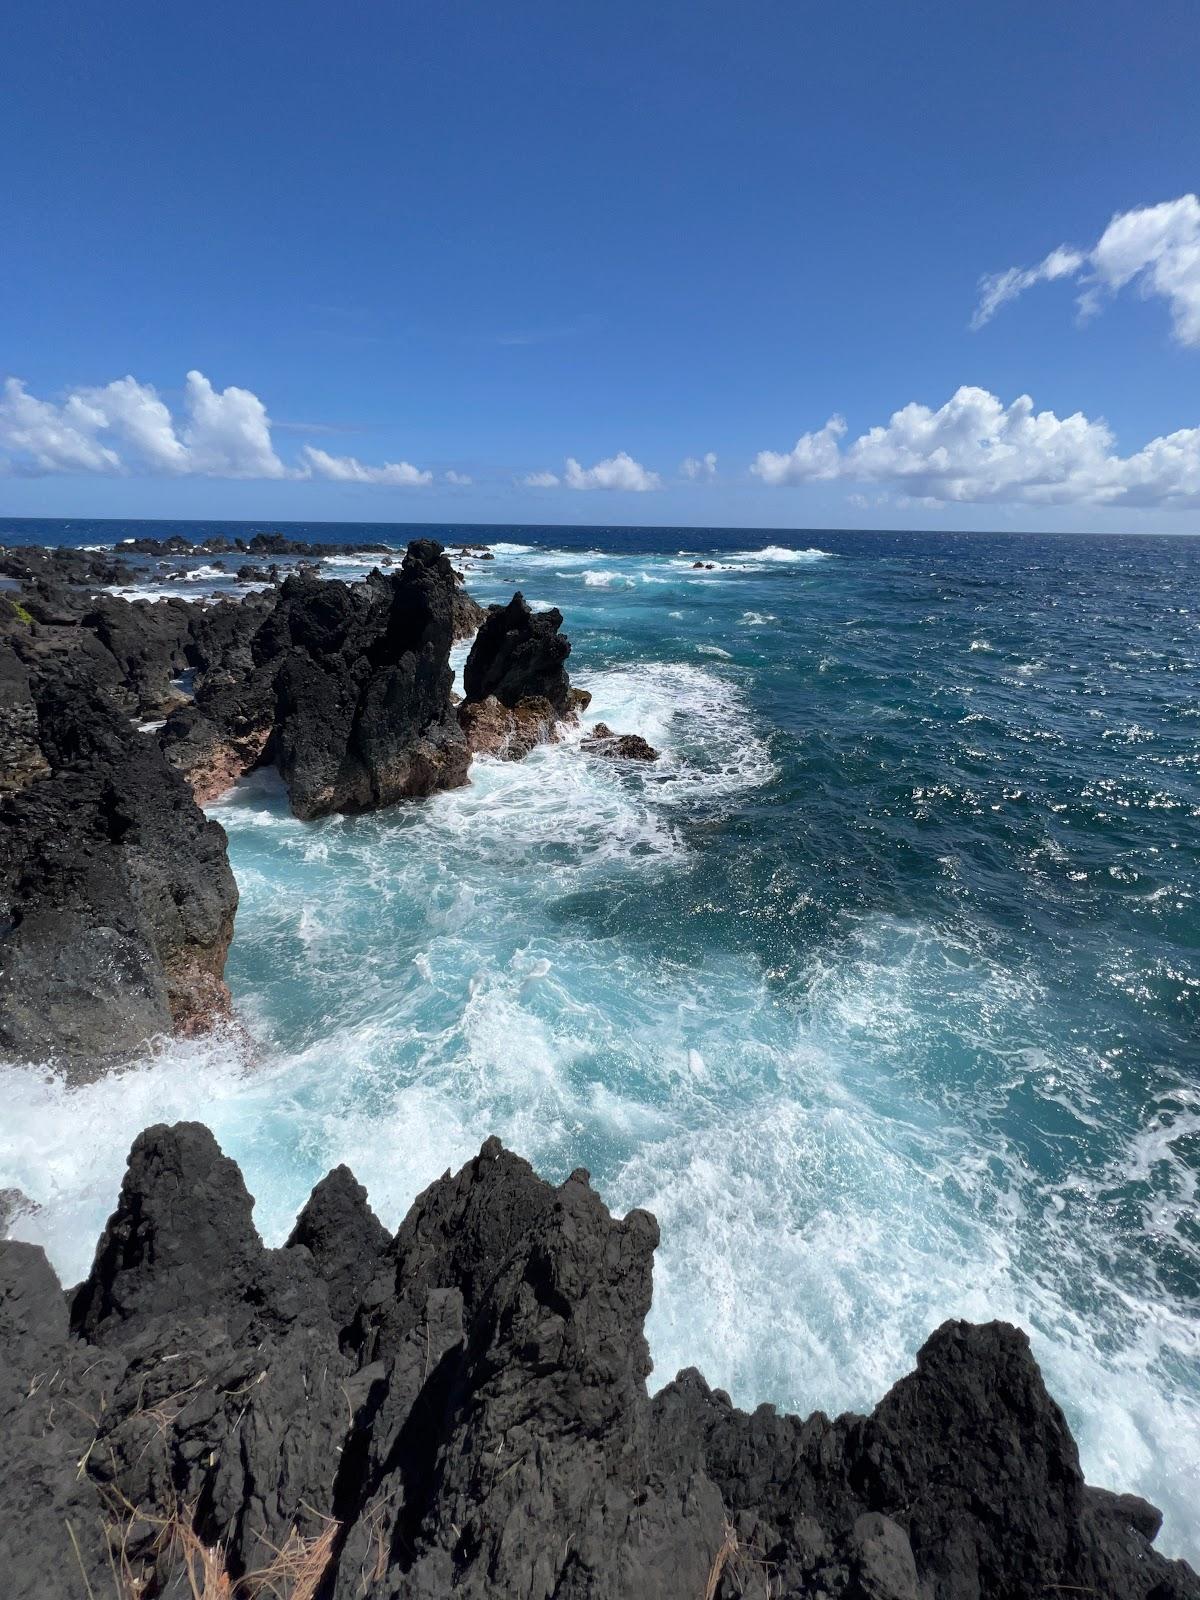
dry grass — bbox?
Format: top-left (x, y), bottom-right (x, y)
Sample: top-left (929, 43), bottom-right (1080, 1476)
top-left (240, 1516), bottom-right (339, 1600)
top-left (95, 1494), bottom-right (338, 1600)
top-left (702, 1519), bottom-right (777, 1600)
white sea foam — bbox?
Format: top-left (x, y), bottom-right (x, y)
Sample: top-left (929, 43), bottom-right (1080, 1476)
top-left (736, 545), bottom-right (832, 563)
top-left (320, 553), bottom-right (386, 569)
top-left (696, 643), bottom-right (732, 658)
top-left (578, 660), bottom-right (774, 802)
top-left (581, 569), bottom-right (634, 587)
top-left (6, 911), bottom-right (1196, 1559)
top-left (103, 585), bottom-right (178, 602)
top-left (494, 548), bottom-right (606, 569)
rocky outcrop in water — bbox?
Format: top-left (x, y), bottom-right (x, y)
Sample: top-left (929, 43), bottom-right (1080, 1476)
top-left (0, 1122), bottom-right (1192, 1599)
top-left (582, 722), bottom-right (660, 761)
top-left (463, 591), bottom-right (573, 711)
top-left (162, 539), bottom-right (470, 817)
top-left (0, 678), bottom-right (238, 1073)
top-left (118, 532), bottom-right (393, 558)
top-left (0, 542), bottom-right (140, 587)
top-left (457, 592), bottom-right (591, 757)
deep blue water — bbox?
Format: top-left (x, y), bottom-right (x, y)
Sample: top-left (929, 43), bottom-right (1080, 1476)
top-left (3, 518), bottom-right (1198, 1553)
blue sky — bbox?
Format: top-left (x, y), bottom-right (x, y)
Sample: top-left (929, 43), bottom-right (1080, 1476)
top-left (2, 0), bottom-right (1199, 530)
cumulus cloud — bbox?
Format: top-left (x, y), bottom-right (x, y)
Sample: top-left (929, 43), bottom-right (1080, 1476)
top-left (181, 370), bottom-right (286, 478)
top-left (522, 453), bottom-right (661, 491)
top-left (0, 369), bottom-right (289, 478)
top-left (564, 452), bottom-right (661, 490)
top-left (0, 369), bottom-right (436, 485)
top-left (681, 451), bottom-right (718, 480)
top-left (973, 194), bottom-right (1200, 347)
top-left (752, 386), bottom-right (1200, 508)
top-left (0, 378), bottom-right (125, 474)
top-left (754, 417), bottom-right (847, 484)
top-left (444, 469), bottom-right (472, 485)
top-left (298, 445), bottom-right (431, 486)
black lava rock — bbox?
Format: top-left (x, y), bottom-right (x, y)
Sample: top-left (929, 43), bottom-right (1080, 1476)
top-left (0, 672), bottom-right (238, 1073)
top-left (462, 591), bottom-right (573, 712)
top-left (0, 1124), bottom-right (1193, 1600)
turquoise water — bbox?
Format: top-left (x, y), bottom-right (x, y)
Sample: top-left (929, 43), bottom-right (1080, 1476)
top-left (2, 523), bottom-right (1198, 1554)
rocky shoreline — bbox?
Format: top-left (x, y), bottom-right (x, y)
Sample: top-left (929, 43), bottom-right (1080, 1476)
top-left (2, 537), bottom-right (1195, 1596)
top-left (1, 1122), bottom-right (1195, 1599)
top-left (1, 537), bottom-right (617, 1072)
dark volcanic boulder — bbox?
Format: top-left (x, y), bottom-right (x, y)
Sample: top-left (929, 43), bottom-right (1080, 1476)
top-left (462, 592), bottom-right (572, 711)
top-left (582, 722), bottom-right (659, 760)
top-left (0, 543), bottom-right (139, 587)
top-left (265, 540), bottom-right (469, 818)
top-left (0, 676), bottom-right (238, 1072)
top-left (79, 593), bottom-right (194, 715)
top-left (457, 592), bottom-right (590, 759)
top-left (161, 540), bottom-right (471, 817)
top-left (0, 1126), bottom-right (1194, 1600)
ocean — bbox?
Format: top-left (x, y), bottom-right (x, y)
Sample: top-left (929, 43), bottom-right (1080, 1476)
top-left (2, 518), bottom-right (1198, 1555)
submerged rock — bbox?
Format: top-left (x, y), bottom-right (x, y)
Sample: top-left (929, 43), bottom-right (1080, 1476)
top-left (0, 1123), bottom-right (1193, 1599)
top-left (582, 721), bottom-right (660, 760)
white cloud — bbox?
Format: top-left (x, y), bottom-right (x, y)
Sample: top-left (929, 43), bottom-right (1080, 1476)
top-left (0, 369), bottom-right (287, 478)
top-left (753, 416), bottom-right (847, 484)
top-left (973, 194), bottom-right (1200, 347)
top-left (752, 385), bottom-right (1200, 508)
top-left (0, 378), bottom-right (125, 474)
top-left (72, 376), bottom-right (191, 473)
top-left (180, 370), bottom-right (286, 478)
top-left (444, 469), bottom-right (472, 485)
top-left (563, 452), bottom-right (661, 491)
top-left (970, 247), bottom-right (1086, 330)
top-left (681, 451), bottom-right (718, 480)
top-left (298, 445), bottom-right (431, 486)
top-left (523, 454), bottom-right (661, 491)
top-left (0, 369), bottom-right (440, 485)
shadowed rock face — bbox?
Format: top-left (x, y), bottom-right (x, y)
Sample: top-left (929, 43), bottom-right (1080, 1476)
top-left (0, 675), bottom-right (238, 1073)
top-left (1, 1124), bottom-right (1193, 1600)
top-left (457, 592), bottom-right (591, 760)
top-left (161, 539), bottom-right (471, 818)
top-left (463, 592), bottom-right (572, 712)
top-left (265, 541), bottom-right (469, 818)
